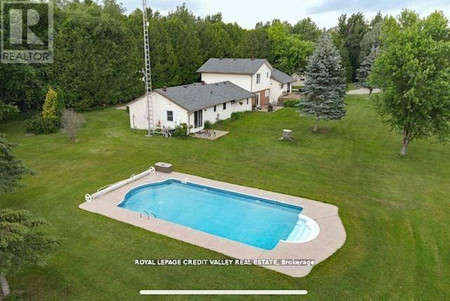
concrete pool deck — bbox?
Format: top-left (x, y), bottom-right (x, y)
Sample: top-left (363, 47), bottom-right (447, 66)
top-left (79, 171), bottom-right (346, 277)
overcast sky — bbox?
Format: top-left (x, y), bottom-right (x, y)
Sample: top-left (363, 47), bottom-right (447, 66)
top-left (120, 0), bottom-right (450, 29)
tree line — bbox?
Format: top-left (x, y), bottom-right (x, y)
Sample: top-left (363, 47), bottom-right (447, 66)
top-left (1, 0), bottom-right (383, 113)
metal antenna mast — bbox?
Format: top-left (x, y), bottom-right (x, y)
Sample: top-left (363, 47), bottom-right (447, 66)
top-left (142, 0), bottom-right (153, 136)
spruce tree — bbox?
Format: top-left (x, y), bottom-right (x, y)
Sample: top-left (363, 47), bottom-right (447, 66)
top-left (0, 134), bottom-right (32, 194)
top-left (356, 47), bottom-right (378, 95)
top-left (299, 32), bottom-right (347, 132)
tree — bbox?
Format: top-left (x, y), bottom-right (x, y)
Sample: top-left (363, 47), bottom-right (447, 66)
top-left (42, 87), bottom-right (59, 121)
top-left (359, 21), bottom-right (382, 62)
top-left (0, 209), bottom-right (58, 298)
top-left (299, 33), bottom-right (347, 132)
top-left (356, 47), bottom-right (378, 95)
top-left (61, 109), bottom-right (84, 141)
top-left (292, 18), bottom-right (322, 42)
top-left (337, 13), bottom-right (369, 81)
top-left (0, 134), bottom-right (32, 194)
top-left (370, 10), bottom-right (450, 156)
top-left (267, 20), bottom-right (314, 74)
top-left (234, 27), bottom-right (273, 61)
top-left (0, 101), bottom-right (18, 121)
top-left (166, 5), bottom-right (203, 84)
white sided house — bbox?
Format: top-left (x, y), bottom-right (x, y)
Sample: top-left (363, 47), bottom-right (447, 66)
top-left (127, 81), bottom-right (254, 133)
top-left (198, 58), bottom-right (296, 107)
top-left (198, 58), bottom-right (273, 107)
top-left (269, 68), bottom-right (296, 104)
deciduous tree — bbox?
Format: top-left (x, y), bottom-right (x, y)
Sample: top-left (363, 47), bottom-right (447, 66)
top-left (370, 10), bottom-right (450, 156)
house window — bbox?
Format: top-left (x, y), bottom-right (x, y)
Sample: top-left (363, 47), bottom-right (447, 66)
top-left (246, 99), bottom-right (249, 105)
top-left (266, 72), bottom-right (269, 78)
top-left (167, 110), bottom-right (173, 121)
top-left (265, 90), bottom-right (269, 97)
top-left (256, 73), bottom-right (261, 84)
top-left (223, 102), bottom-right (227, 110)
top-left (214, 105), bottom-right (216, 112)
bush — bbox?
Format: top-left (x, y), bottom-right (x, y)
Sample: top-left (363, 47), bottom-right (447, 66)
top-left (61, 109), bottom-right (84, 141)
top-left (26, 87), bottom-right (66, 135)
top-left (283, 99), bottom-right (300, 108)
top-left (203, 120), bottom-right (212, 130)
top-left (42, 87), bottom-right (60, 121)
top-left (26, 115), bottom-right (60, 134)
top-left (173, 123), bottom-right (189, 138)
top-left (231, 111), bottom-right (247, 120)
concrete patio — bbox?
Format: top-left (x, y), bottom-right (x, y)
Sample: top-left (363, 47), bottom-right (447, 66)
top-left (193, 130), bottom-right (229, 140)
top-left (79, 170), bottom-right (346, 277)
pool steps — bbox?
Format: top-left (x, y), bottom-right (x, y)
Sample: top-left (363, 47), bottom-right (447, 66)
top-left (283, 215), bottom-right (320, 243)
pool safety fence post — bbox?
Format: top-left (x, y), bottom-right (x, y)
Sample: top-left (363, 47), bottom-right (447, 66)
top-left (85, 167), bottom-right (155, 202)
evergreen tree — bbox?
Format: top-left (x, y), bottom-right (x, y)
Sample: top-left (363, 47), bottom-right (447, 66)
top-left (0, 134), bottom-right (33, 194)
top-left (0, 209), bottom-right (58, 298)
top-left (299, 33), bottom-right (347, 132)
top-left (42, 87), bottom-right (59, 121)
top-left (356, 47), bottom-right (378, 95)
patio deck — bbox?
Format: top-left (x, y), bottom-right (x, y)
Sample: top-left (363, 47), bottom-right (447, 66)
top-left (79, 171), bottom-right (346, 277)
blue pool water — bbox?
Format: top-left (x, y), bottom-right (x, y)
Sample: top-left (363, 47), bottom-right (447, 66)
top-left (118, 179), bottom-right (302, 250)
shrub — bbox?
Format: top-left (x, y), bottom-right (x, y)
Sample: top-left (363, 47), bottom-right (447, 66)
top-left (42, 87), bottom-right (59, 121)
top-left (204, 120), bottom-right (212, 130)
top-left (27, 87), bottom-right (66, 135)
top-left (26, 115), bottom-right (60, 134)
top-left (61, 109), bottom-right (84, 141)
top-left (231, 111), bottom-right (247, 120)
top-left (283, 99), bottom-right (300, 108)
top-left (173, 123), bottom-right (189, 138)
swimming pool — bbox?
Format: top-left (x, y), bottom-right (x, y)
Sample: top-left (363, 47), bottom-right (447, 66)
top-left (118, 179), bottom-right (316, 250)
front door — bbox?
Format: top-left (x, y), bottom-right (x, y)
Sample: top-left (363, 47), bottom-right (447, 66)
top-left (194, 110), bottom-right (203, 128)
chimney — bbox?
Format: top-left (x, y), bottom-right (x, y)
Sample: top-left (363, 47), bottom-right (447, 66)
top-left (251, 56), bottom-right (254, 61)
top-left (201, 80), bottom-right (205, 85)
top-left (163, 86), bottom-right (167, 92)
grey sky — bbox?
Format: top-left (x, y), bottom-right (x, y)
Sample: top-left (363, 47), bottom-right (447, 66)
top-left (120, 0), bottom-right (450, 28)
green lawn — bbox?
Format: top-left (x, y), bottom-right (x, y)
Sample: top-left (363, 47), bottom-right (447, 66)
top-left (1, 95), bottom-right (449, 300)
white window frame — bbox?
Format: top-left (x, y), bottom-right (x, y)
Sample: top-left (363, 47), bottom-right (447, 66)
top-left (265, 90), bottom-right (269, 97)
top-left (256, 73), bottom-right (261, 84)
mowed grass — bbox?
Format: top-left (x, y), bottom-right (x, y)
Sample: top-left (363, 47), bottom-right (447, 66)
top-left (0, 95), bottom-right (449, 300)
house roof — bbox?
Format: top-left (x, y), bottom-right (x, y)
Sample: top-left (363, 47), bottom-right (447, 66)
top-left (152, 81), bottom-right (254, 112)
top-left (271, 68), bottom-right (296, 84)
top-left (197, 58), bottom-right (273, 75)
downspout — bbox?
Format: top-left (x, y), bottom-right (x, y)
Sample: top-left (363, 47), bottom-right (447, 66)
top-left (187, 112), bottom-right (191, 135)
top-left (250, 74), bottom-right (254, 109)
